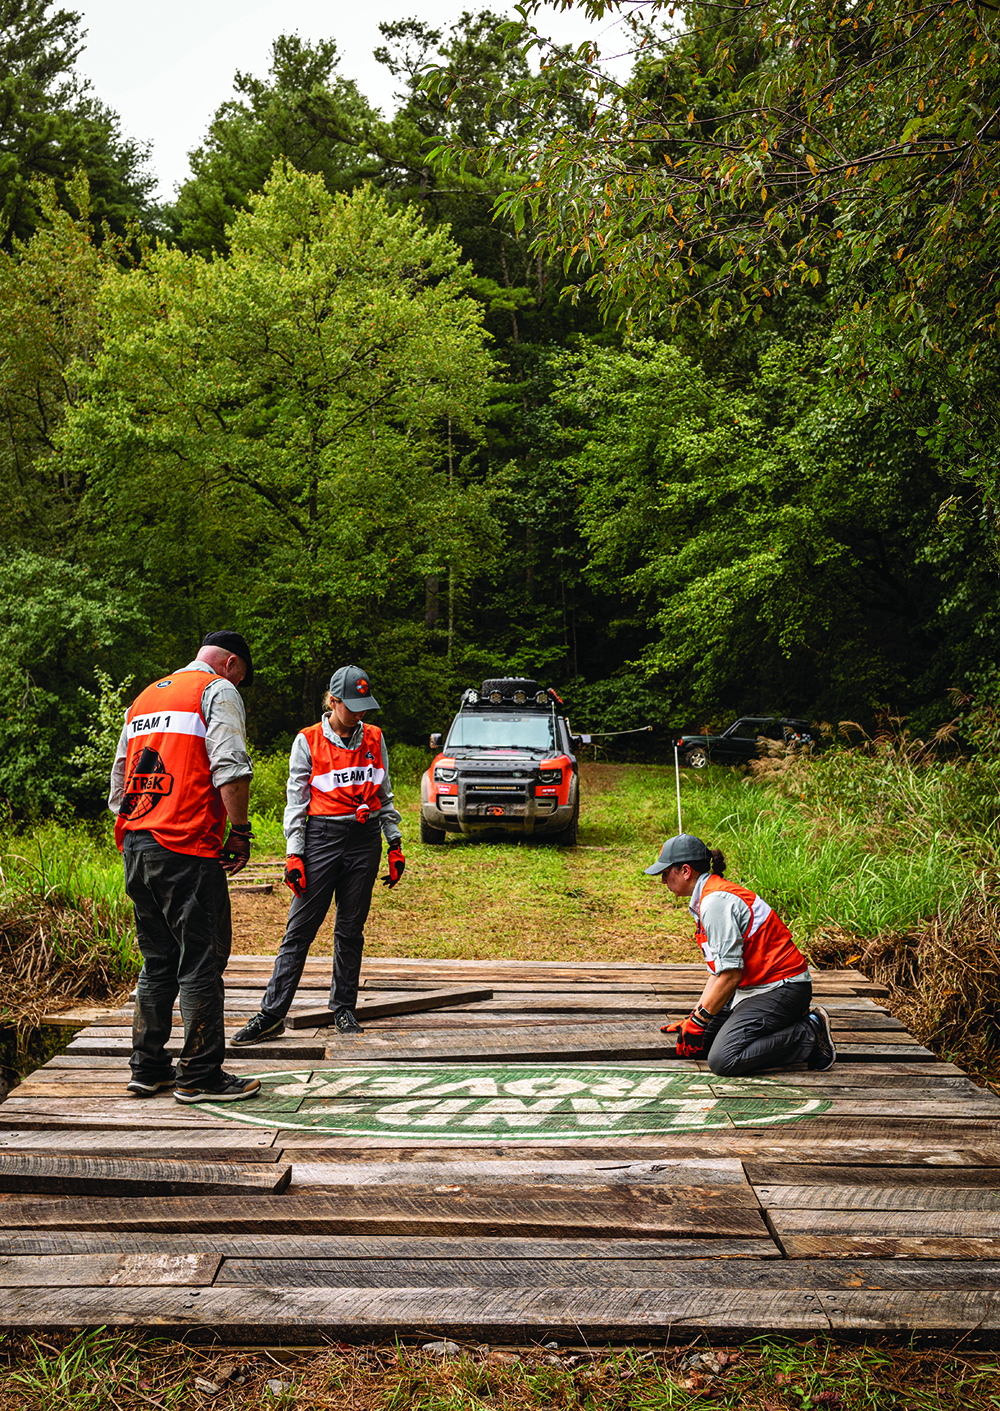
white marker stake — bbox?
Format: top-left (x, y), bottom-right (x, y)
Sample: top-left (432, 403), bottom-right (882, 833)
top-left (674, 744), bottom-right (683, 834)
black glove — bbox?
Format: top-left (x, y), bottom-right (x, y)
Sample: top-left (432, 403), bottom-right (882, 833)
top-left (220, 822), bottom-right (253, 875)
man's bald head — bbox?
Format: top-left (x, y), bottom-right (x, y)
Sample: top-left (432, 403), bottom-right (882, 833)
top-left (197, 645), bottom-right (248, 686)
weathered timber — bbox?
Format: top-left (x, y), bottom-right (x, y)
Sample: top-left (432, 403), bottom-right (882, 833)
top-left (0, 1253), bottom-right (221, 1286)
top-left (0, 1234), bottom-right (780, 1259)
top-left (215, 1256), bottom-right (1000, 1290)
top-left (746, 1163), bottom-right (1000, 1187)
top-left (781, 1236), bottom-right (1000, 1259)
top-left (0, 1185), bottom-right (766, 1237)
top-left (287, 988), bottom-right (495, 1030)
top-left (0, 1153), bottom-right (292, 1196)
top-left (770, 1211), bottom-right (1000, 1236)
top-left (756, 1184), bottom-right (1000, 1211)
top-left (0, 1284), bottom-right (832, 1340)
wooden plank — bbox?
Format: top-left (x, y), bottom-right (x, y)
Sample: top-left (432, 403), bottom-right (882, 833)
top-left (215, 1255), bottom-right (1000, 1290)
top-left (819, 1290), bottom-right (1000, 1332)
top-left (746, 1162), bottom-right (1000, 1187)
top-left (0, 1284), bottom-right (832, 1338)
top-left (288, 1157), bottom-right (749, 1188)
top-left (288, 988), bottom-right (496, 1031)
top-left (0, 1185), bottom-right (766, 1237)
top-left (0, 1234), bottom-right (780, 1259)
top-left (781, 1236), bottom-right (1000, 1259)
top-left (757, 1184), bottom-right (1000, 1211)
top-left (0, 1153), bottom-right (292, 1196)
top-left (0, 1145), bottom-right (284, 1163)
top-left (0, 1253), bottom-right (221, 1287)
top-left (770, 1211), bottom-right (1000, 1236)
top-left (0, 1126), bottom-right (279, 1149)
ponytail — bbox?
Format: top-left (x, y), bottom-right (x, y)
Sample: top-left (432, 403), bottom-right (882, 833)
top-left (707, 848), bottom-right (726, 876)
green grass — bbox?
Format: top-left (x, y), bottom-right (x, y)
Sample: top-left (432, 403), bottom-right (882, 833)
top-left (4, 1333), bottom-right (1000, 1411)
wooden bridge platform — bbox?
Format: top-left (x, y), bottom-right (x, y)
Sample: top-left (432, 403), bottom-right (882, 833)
top-left (3, 957), bottom-right (1000, 1343)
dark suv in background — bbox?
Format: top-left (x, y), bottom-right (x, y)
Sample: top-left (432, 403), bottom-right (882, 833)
top-left (675, 717), bottom-right (819, 768)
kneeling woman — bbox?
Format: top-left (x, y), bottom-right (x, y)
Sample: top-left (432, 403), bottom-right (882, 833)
top-left (646, 834), bottom-right (835, 1074)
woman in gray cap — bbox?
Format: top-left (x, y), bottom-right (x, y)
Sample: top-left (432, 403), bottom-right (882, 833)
top-left (646, 833), bottom-right (836, 1074)
top-left (232, 664), bottom-right (404, 1042)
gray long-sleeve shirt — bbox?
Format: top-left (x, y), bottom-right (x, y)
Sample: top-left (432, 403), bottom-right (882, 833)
top-left (283, 714), bottom-right (402, 855)
top-left (688, 873), bottom-right (810, 1007)
top-left (108, 660), bottom-right (253, 812)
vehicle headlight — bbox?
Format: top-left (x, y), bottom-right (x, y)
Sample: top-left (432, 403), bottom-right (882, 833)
top-left (538, 768), bottom-right (563, 785)
top-left (513, 690), bottom-right (526, 704)
top-left (434, 767), bottom-right (457, 782)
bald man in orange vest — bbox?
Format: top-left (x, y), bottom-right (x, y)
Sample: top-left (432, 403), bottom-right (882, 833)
top-left (110, 630), bottom-right (261, 1105)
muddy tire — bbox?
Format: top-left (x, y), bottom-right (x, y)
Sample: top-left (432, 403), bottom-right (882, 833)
top-left (420, 817), bottom-right (446, 845)
top-left (684, 747), bottom-right (709, 769)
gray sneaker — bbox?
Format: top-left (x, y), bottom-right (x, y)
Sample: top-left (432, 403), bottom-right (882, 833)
top-left (231, 1012), bottom-right (285, 1046)
top-left (332, 1008), bottom-right (364, 1035)
top-left (807, 1006), bottom-right (837, 1070)
top-left (174, 1073), bottom-right (261, 1104)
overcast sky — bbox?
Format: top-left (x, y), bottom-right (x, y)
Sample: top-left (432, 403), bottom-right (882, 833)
top-left (73, 1), bottom-right (630, 202)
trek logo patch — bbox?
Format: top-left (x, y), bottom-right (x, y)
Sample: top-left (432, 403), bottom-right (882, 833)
top-left (119, 747), bottom-right (174, 821)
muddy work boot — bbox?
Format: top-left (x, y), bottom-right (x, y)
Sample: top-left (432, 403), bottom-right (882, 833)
top-left (231, 1012), bottom-right (285, 1046)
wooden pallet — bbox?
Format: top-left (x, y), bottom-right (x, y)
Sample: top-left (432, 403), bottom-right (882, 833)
top-left (3, 957), bottom-right (1000, 1341)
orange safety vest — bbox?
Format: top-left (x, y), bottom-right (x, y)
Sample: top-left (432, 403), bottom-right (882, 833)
top-left (302, 719), bottom-right (385, 818)
top-left (115, 671), bottom-right (227, 858)
top-left (696, 874), bottom-right (808, 989)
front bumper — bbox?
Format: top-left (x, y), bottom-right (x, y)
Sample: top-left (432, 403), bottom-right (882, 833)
top-left (422, 776), bottom-right (578, 836)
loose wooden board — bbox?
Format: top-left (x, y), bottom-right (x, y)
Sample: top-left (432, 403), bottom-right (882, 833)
top-left (0, 1284), bottom-right (834, 1339)
top-left (0, 1153), bottom-right (292, 1196)
top-left (757, 1184), bottom-right (1000, 1211)
top-left (287, 988), bottom-right (495, 1030)
top-left (746, 1163), bottom-right (1000, 1188)
top-left (215, 1255), bottom-right (1000, 1290)
top-left (0, 1253), bottom-right (222, 1286)
top-left (0, 1184), bottom-right (766, 1237)
top-left (0, 1234), bottom-right (780, 1259)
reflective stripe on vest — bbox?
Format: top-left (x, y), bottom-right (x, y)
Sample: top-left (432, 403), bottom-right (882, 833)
top-left (115, 671), bottom-right (226, 858)
top-left (302, 720), bottom-right (385, 817)
top-left (696, 874), bottom-right (808, 989)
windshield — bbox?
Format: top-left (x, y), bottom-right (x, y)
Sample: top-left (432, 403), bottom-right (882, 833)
top-left (446, 713), bottom-right (555, 752)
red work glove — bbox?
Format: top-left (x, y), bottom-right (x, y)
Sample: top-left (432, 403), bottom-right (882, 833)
top-left (381, 844), bottom-right (405, 888)
top-left (661, 1007), bottom-right (713, 1059)
top-left (220, 823), bottom-right (252, 875)
top-left (355, 803), bottom-right (370, 825)
top-left (284, 854), bottom-right (306, 897)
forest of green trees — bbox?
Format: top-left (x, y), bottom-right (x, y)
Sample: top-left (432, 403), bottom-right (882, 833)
top-left (2, 0), bottom-right (999, 818)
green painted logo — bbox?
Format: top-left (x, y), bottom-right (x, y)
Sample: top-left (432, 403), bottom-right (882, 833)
top-left (202, 1064), bottom-right (832, 1139)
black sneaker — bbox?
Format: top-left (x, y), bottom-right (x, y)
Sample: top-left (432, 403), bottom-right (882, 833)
top-left (332, 1007), bottom-right (364, 1035)
top-left (126, 1073), bottom-right (175, 1096)
top-left (174, 1073), bottom-right (262, 1104)
top-left (807, 1006), bottom-right (837, 1070)
top-left (231, 1012), bottom-right (285, 1046)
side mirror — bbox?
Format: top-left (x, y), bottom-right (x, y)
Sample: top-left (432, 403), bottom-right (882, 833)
top-left (429, 732), bottom-right (443, 751)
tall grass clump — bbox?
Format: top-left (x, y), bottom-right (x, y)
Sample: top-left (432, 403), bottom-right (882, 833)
top-left (0, 822), bottom-right (139, 1031)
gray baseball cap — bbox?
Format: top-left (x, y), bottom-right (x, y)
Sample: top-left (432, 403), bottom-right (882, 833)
top-left (644, 832), bottom-right (711, 876)
top-left (329, 664), bottom-right (379, 711)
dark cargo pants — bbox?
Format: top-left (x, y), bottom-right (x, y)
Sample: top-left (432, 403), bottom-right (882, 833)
top-left (703, 981), bottom-right (817, 1076)
top-left (123, 833), bottom-right (231, 1088)
top-left (261, 818), bottom-right (382, 1019)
